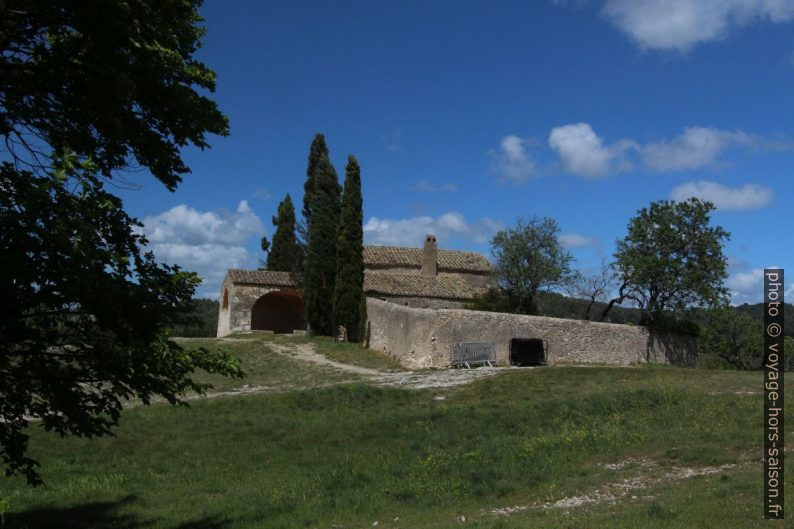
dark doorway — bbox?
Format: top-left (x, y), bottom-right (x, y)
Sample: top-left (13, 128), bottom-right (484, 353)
top-left (510, 338), bottom-right (547, 366)
top-left (250, 289), bottom-right (305, 334)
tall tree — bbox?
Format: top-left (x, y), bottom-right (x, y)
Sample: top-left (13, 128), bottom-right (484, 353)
top-left (266, 194), bottom-right (300, 273)
top-left (0, 0), bottom-right (241, 484)
top-left (333, 156), bottom-right (366, 342)
top-left (303, 154), bottom-right (341, 335)
top-left (490, 216), bottom-right (574, 315)
top-left (601, 198), bottom-right (730, 325)
top-left (302, 134), bottom-right (329, 223)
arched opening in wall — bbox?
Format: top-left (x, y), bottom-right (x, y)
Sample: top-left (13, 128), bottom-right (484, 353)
top-left (222, 288), bottom-right (229, 309)
top-left (250, 289), bottom-right (305, 334)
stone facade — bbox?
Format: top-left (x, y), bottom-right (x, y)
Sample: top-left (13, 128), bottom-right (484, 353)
top-left (373, 296), bottom-right (467, 310)
top-left (217, 270), bottom-right (301, 337)
top-left (365, 297), bottom-right (697, 369)
top-left (217, 235), bottom-right (493, 337)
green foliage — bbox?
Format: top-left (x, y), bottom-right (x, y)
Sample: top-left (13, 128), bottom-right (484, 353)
top-left (490, 216), bottom-right (574, 315)
top-left (333, 156), bottom-right (366, 342)
top-left (302, 134), bottom-right (329, 223)
top-left (0, 0), bottom-right (229, 189)
top-left (0, 0), bottom-right (239, 484)
top-left (266, 194), bottom-right (301, 274)
top-left (169, 298), bottom-right (220, 337)
top-left (0, 159), bottom-right (241, 484)
top-left (260, 235), bottom-right (270, 256)
top-left (607, 198), bottom-right (730, 326)
top-left (303, 154), bottom-right (341, 336)
top-left (466, 287), bottom-right (515, 313)
top-left (734, 301), bottom-right (794, 337)
top-left (699, 307), bottom-right (793, 371)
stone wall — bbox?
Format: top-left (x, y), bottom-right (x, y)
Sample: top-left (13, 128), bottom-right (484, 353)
top-left (372, 295), bottom-right (467, 310)
top-left (217, 281), bottom-right (283, 336)
top-left (365, 298), bottom-right (697, 369)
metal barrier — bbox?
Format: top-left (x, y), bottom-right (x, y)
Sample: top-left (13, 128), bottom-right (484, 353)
top-left (452, 342), bottom-right (496, 368)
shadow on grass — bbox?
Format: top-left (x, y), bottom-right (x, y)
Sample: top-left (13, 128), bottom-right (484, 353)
top-left (6, 495), bottom-right (234, 529)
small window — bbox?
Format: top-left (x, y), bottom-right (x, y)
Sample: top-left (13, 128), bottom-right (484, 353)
top-left (222, 288), bottom-right (229, 309)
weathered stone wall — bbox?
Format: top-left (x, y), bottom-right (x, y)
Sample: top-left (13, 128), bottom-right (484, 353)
top-left (217, 281), bottom-right (282, 337)
top-left (372, 295), bottom-right (467, 310)
top-left (365, 298), bottom-right (697, 369)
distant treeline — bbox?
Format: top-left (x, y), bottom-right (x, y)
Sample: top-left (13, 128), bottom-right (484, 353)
top-left (471, 290), bottom-right (647, 327)
top-left (475, 290), bottom-right (794, 338)
top-left (170, 298), bottom-right (220, 337)
top-left (733, 301), bottom-right (794, 337)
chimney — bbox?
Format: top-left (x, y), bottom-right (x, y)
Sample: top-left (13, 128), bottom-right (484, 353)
top-left (421, 234), bottom-right (438, 276)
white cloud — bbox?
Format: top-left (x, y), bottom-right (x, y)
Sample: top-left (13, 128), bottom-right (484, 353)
top-left (548, 123), bottom-right (636, 178)
top-left (670, 180), bottom-right (773, 210)
top-left (144, 200), bottom-right (263, 246)
top-left (364, 212), bottom-right (502, 247)
top-left (141, 201), bottom-right (265, 298)
top-left (412, 180), bottom-right (458, 192)
top-left (543, 124), bottom-right (772, 175)
top-left (642, 127), bottom-right (755, 171)
top-left (726, 266), bottom-right (786, 304)
top-left (253, 188), bottom-right (272, 200)
top-left (560, 233), bottom-right (600, 248)
top-left (495, 135), bottom-right (536, 182)
top-left (602, 0), bottom-right (794, 52)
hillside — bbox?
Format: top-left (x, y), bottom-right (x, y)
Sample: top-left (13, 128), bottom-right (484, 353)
top-left (1, 334), bottom-right (790, 528)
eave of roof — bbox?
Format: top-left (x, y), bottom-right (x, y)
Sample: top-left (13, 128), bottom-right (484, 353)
top-left (226, 269), bottom-right (299, 287)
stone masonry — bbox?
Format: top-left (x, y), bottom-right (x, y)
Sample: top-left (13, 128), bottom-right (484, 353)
top-left (365, 297), bottom-right (697, 369)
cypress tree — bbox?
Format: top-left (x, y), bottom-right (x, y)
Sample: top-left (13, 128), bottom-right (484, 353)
top-left (302, 133), bottom-right (329, 223)
top-left (266, 193), bottom-right (300, 273)
top-left (333, 156), bottom-right (366, 342)
top-left (303, 153), bottom-right (341, 335)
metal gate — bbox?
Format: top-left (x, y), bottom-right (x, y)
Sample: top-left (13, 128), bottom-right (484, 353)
top-left (452, 342), bottom-right (496, 368)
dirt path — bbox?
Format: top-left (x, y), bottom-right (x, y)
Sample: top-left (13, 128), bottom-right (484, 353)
top-left (268, 341), bottom-right (515, 390)
top-left (491, 457), bottom-right (751, 516)
top-left (268, 342), bottom-right (383, 376)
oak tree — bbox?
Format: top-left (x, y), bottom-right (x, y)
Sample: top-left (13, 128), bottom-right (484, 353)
top-left (491, 216), bottom-right (574, 315)
top-left (0, 0), bottom-right (241, 484)
top-left (601, 198), bottom-right (730, 325)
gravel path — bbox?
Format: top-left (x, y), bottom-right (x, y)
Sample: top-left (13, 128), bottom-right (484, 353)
top-left (268, 341), bottom-right (517, 390)
top-left (491, 457), bottom-right (751, 516)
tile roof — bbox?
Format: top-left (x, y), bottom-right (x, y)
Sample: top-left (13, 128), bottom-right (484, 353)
top-left (227, 268), bottom-right (483, 300)
top-left (226, 269), bottom-right (299, 287)
top-left (363, 245), bottom-right (492, 273)
top-left (363, 273), bottom-right (484, 300)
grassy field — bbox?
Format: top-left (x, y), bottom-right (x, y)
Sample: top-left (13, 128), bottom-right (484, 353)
top-left (0, 334), bottom-right (791, 528)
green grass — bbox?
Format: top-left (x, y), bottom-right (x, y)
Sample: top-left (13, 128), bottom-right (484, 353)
top-left (1, 336), bottom-right (791, 528)
top-left (292, 334), bottom-right (404, 371)
top-left (173, 335), bottom-right (363, 393)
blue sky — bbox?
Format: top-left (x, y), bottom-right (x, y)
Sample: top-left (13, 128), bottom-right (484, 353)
top-left (121, 0), bottom-right (794, 301)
